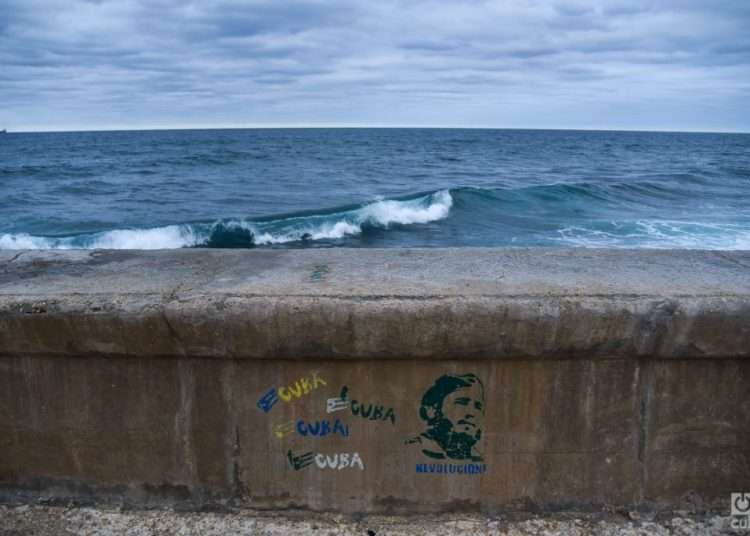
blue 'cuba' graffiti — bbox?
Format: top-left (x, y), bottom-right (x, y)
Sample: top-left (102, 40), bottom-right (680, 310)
top-left (296, 418), bottom-right (350, 438)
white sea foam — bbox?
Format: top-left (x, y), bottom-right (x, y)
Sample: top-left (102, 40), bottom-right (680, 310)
top-left (0, 225), bottom-right (203, 250)
top-left (358, 189), bottom-right (453, 226)
top-left (0, 233), bottom-right (57, 249)
top-left (253, 190), bottom-right (453, 245)
top-left (0, 190), bottom-right (455, 249)
top-left (254, 220), bottom-right (363, 245)
top-left (556, 220), bottom-right (750, 250)
top-left (85, 226), bottom-right (202, 249)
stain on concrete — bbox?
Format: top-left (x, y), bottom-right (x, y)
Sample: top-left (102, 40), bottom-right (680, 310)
top-left (310, 264), bottom-right (330, 282)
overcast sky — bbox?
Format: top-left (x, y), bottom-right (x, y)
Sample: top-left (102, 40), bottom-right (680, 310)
top-left (1, 0), bottom-right (748, 132)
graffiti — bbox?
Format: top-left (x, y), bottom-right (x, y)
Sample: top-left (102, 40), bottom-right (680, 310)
top-left (257, 387), bottom-right (279, 413)
top-left (315, 452), bottom-right (365, 470)
top-left (273, 421), bottom-right (296, 439)
top-left (279, 372), bottom-right (327, 401)
top-left (296, 418), bottom-right (350, 438)
top-left (287, 450), bottom-right (364, 471)
top-left (260, 373), bottom-right (367, 475)
top-left (257, 371), bottom-right (327, 413)
top-left (272, 371), bottom-right (487, 480)
top-left (339, 386), bottom-right (396, 425)
top-left (406, 373), bottom-right (485, 462)
top-left (287, 449), bottom-right (315, 471)
top-left (268, 372), bottom-right (494, 484)
top-left (416, 463), bottom-right (487, 474)
top-left (352, 401), bottom-right (396, 423)
top-left (326, 396), bottom-right (349, 413)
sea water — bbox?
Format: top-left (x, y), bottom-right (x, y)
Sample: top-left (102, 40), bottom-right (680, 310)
top-left (1, 128), bottom-right (748, 249)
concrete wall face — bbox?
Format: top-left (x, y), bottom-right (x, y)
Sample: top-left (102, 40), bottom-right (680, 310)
top-left (644, 360), bottom-right (750, 501)
top-left (2, 355), bottom-right (747, 512)
top-left (0, 356), bottom-right (232, 504)
top-left (1, 249), bottom-right (749, 512)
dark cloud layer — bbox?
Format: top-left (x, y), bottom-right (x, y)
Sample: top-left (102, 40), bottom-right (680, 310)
top-left (1, 0), bottom-right (748, 131)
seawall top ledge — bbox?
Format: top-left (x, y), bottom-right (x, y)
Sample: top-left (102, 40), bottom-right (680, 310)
top-left (1, 248), bottom-right (749, 360)
top-left (2, 247), bottom-right (750, 297)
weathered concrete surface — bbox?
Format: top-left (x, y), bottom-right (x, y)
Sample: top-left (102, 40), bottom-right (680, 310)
top-left (1, 356), bottom-right (747, 512)
top-left (1, 248), bottom-right (750, 360)
top-left (0, 249), bottom-right (749, 513)
top-left (0, 505), bottom-right (735, 536)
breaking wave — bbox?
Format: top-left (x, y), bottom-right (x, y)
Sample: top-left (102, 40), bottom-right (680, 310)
top-left (0, 190), bottom-right (453, 249)
top-left (2, 180), bottom-right (750, 250)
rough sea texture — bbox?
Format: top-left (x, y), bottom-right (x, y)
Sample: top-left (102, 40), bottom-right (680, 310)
top-left (1, 128), bottom-right (748, 250)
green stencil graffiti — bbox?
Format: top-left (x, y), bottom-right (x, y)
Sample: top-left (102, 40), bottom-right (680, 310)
top-left (406, 374), bottom-right (485, 462)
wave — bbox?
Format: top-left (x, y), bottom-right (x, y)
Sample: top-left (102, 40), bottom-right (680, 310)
top-left (2, 180), bottom-right (749, 250)
top-left (0, 190), bottom-right (453, 250)
top-left (0, 225), bottom-right (201, 250)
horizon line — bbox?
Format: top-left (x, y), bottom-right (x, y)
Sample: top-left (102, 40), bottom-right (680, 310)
top-left (4, 125), bottom-right (749, 135)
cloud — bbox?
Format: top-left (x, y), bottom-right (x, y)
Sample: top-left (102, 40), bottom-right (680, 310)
top-left (0, 0), bottom-right (748, 131)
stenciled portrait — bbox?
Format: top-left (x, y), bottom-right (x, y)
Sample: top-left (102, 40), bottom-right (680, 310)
top-left (406, 373), bottom-right (485, 461)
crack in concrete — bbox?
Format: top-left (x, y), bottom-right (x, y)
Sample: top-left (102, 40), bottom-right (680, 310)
top-left (1, 252), bottom-right (27, 274)
top-left (636, 359), bottom-right (653, 505)
top-left (232, 425), bottom-right (246, 501)
top-left (175, 361), bottom-right (197, 487)
top-left (713, 251), bottom-right (750, 270)
top-left (160, 307), bottom-right (186, 357)
top-left (5, 252), bottom-right (26, 265)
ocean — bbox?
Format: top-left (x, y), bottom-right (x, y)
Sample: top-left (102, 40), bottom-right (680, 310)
top-left (1, 128), bottom-right (748, 250)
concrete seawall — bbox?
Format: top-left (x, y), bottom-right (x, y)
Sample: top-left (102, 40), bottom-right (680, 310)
top-left (1, 248), bottom-right (748, 513)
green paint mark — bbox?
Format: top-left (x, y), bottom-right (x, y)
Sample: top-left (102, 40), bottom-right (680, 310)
top-left (310, 264), bottom-right (329, 282)
top-left (287, 449), bottom-right (314, 471)
top-left (407, 374), bottom-right (485, 462)
top-left (340, 385), bottom-right (396, 425)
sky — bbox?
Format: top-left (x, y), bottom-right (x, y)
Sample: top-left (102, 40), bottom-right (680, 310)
top-left (1, 0), bottom-right (749, 132)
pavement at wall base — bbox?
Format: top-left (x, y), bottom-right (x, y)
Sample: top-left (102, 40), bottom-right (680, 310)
top-left (0, 505), bottom-right (736, 535)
